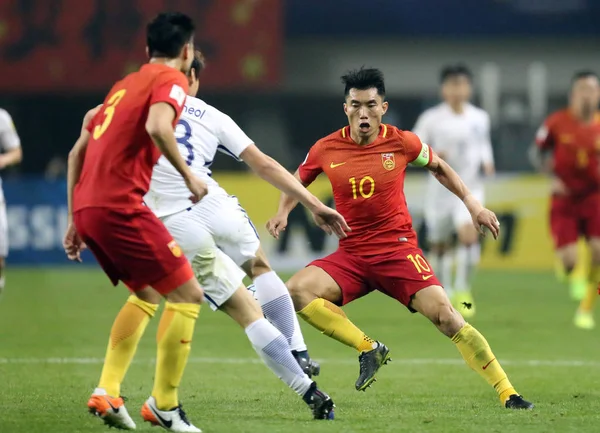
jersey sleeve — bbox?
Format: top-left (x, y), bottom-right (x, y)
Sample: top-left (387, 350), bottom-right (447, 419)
top-left (403, 130), bottom-right (432, 167)
top-left (151, 71), bottom-right (189, 120)
top-left (216, 113), bottom-right (254, 160)
top-left (298, 144), bottom-right (323, 184)
top-left (535, 115), bottom-right (556, 150)
top-left (0, 110), bottom-right (21, 151)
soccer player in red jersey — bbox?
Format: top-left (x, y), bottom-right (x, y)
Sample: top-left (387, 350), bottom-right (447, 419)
top-left (63, 13), bottom-right (208, 432)
top-left (267, 68), bottom-right (533, 409)
top-left (532, 70), bottom-right (600, 330)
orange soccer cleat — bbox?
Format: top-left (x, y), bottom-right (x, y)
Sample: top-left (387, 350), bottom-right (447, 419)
top-left (87, 389), bottom-right (136, 430)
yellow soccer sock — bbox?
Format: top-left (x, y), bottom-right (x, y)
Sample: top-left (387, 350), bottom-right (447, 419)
top-left (452, 323), bottom-right (517, 404)
top-left (98, 295), bottom-right (158, 397)
top-left (152, 302), bottom-right (200, 410)
top-left (298, 298), bottom-right (376, 352)
top-left (579, 265), bottom-right (600, 313)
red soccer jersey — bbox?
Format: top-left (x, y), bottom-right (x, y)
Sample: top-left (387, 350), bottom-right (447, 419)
top-left (536, 109), bottom-right (600, 196)
top-left (74, 63), bottom-right (188, 211)
top-left (298, 124), bottom-right (432, 257)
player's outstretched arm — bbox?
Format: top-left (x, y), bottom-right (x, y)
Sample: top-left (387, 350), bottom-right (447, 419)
top-left (265, 171), bottom-right (305, 239)
top-left (240, 145), bottom-right (350, 239)
top-left (146, 102), bottom-right (208, 202)
top-left (64, 108), bottom-right (99, 262)
top-left (427, 151), bottom-right (500, 239)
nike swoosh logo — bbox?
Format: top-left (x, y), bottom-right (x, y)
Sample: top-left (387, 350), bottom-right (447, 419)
top-left (180, 339), bottom-right (192, 344)
top-left (330, 162), bottom-right (346, 168)
top-left (106, 398), bottom-right (119, 414)
top-left (422, 275), bottom-right (434, 280)
top-left (151, 406), bottom-right (173, 428)
top-left (482, 358), bottom-right (496, 370)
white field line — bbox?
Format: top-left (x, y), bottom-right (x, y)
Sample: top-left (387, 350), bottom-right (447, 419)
top-left (0, 357), bottom-right (598, 367)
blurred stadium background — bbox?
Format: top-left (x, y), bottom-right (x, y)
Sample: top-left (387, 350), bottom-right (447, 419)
top-left (2, 0), bottom-right (600, 270)
top-left (2, 1), bottom-right (600, 432)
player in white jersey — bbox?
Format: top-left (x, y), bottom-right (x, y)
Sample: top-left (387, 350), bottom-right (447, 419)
top-left (80, 54), bottom-right (345, 424)
top-left (0, 108), bottom-right (23, 295)
top-left (145, 61), bottom-right (323, 378)
top-left (413, 65), bottom-right (494, 318)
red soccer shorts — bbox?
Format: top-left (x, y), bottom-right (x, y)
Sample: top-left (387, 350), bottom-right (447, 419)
top-left (308, 247), bottom-right (441, 311)
top-left (73, 206), bottom-right (194, 294)
top-left (550, 193), bottom-right (600, 249)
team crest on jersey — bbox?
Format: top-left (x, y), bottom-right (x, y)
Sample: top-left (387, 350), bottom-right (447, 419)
top-left (168, 240), bottom-right (182, 258)
top-left (381, 153), bottom-right (395, 170)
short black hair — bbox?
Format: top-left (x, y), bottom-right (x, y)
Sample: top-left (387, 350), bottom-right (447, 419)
top-left (572, 70), bottom-right (598, 83)
top-left (189, 51), bottom-right (205, 78)
top-left (147, 12), bottom-right (195, 58)
top-left (341, 67), bottom-right (385, 97)
top-left (440, 64), bottom-right (472, 83)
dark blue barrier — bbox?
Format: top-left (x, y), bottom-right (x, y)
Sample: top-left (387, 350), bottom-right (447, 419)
top-left (4, 178), bottom-right (95, 265)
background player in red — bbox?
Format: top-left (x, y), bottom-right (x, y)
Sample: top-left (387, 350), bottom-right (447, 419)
top-left (267, 68), bottom-right (533, 409)
top-left (63, 12), bottom-right (208, 432)
top-left (531, 70), bottom-right (600, 330)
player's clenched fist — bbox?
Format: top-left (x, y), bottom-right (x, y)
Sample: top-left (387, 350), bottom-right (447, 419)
top-left (310, 204), bottom-right (351, 239)
top-left (63, 222), bottom-right (86, 262)
top-left (185, 174), bottom-right (209, 203)
top-left (473, 208), bottom-right (500, 239)
top-left (266, 214), bottom-right (288, 239)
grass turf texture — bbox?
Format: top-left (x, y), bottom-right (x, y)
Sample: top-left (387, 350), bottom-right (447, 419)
top-left (1, 268), bottom-right (599, 432)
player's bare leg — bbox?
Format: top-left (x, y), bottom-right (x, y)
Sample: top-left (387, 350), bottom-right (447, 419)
top-left (454, 223), bottom-right (480, 318)
top-left (574, 238), bottom-right (600, 329)
top-left (219, 284), bottom-right (334, 420)
top-left (287, 266), bottom-right (390, 391)
top-left (556, 242), bottom-right (586, 301)
top-left (141, 278), bottom-right (203, 433)
top-left (410, 285), bottom-right (534, 409)
top-left (89, 286), bottom-right (161, 430)
top-left (242, 247), bottom-right (319, 377)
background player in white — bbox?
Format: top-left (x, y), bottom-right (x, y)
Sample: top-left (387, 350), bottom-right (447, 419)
top-left (84, 54), bottom-right (346, 422)
top-left (413, 65), bottom-right (495, 318)
top-left (0, 108), bottom-right (23, 295)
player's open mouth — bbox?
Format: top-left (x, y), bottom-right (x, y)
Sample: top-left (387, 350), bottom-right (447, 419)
top-left (359, 122), bottom-right (370, 133)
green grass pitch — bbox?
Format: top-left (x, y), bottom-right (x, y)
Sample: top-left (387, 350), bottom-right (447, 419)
top-left (1, 268), bottom-right (600, 432)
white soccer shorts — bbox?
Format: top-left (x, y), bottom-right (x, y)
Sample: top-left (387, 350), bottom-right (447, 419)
top-left (161, 192), bottom-right (260, 310)
top-left (425, 188), bottom-right (484, 244)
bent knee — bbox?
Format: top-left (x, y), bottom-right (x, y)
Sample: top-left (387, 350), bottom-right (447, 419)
top-left (431, 303), bottom-right (465, 335)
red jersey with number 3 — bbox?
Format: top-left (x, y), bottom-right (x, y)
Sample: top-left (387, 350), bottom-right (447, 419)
top-left (536, 109), bottom-right (600, 196)
top-left (298, 124), bottom-right (432, 257)
top-left (74, 63), bottom-right (189, 211)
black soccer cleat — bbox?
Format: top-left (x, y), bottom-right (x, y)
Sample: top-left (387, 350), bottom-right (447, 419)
top-left (303, 382), bottom-right (335, 420)
top-left (505, 394), bottom-right (534, 410)
top-left (293, 350), bottom-right (321, 378)
top-left (355, 342), bottom-right (391, 391)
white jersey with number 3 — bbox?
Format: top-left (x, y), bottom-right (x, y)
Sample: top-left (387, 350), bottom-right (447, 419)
top-left (146, 96), bottom-right (253, 218)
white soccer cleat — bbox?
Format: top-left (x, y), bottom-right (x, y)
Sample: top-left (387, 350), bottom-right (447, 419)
top-left (141, 396), bottom-right (202, 432)
top-left (87, 388), bottom-right (136, 430)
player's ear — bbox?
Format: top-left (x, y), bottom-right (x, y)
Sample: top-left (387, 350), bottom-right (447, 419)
top-left (381, 101), bottom-right (389, 115)
top-left (343, 103), bottom-right (348, 115)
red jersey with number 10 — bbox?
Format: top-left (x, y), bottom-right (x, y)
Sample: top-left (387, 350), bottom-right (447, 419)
top-left (298, 124), bottom-right (431, 257)
top-left (536, 109), bottom-right (600, 196)
top-left (74, 63), bottom-right (189, 212)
